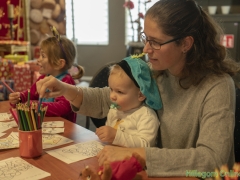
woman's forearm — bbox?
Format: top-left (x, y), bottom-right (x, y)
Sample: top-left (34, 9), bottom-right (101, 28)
top-left (130, 148), bottom-right (146, 161)
top-left (63, 83), bottom-right (83, 109)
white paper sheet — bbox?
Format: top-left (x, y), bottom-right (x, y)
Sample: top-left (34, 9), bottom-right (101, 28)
top-left (0, 113), bottom-right (11, 121)
top-left (0, 157), bottom-right (51, 180)
top-left (46, 140), bottom-right (104, 164)
top-left (0, 132), bottom-right (19, 149)
top-left (0, 132), bottom-right (6, 137)
top-left (0, 121), bottom-right (18, 128)
top-left (42, 121), bottom-right (64, 128)
top-left (0, 126), bottom-right (12, 133)
top-left (42, 133), bottom-right (73, 149)
top-left (42, 127), bottom-right (64, 134)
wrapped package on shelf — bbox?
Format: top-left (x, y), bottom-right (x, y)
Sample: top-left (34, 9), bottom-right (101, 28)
top-left (13, 64), bottom-right (31, 92)
top-left (0, 59), bottom-right (14, 80)
top-left (0, 80), bottom-right (14, 101)
top-left (4, 54), bottom-right (28, 63)
top-left (25, 60), bottom-right (40, 71)
top-left (25, 60), bottom-right (40, 84)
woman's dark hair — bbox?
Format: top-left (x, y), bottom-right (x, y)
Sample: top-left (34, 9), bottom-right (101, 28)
top-left (146, 0), bottom-right (240, 88)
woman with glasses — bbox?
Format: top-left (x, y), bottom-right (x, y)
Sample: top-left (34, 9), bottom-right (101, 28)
top-left (9, 27), bottom-right (84, 123)
top-left (36, 0), bottom-right (240, 178)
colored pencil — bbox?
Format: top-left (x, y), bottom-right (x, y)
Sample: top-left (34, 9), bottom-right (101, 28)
top-left (19, 107), bottom-right (28, 131)
top-left (38, 98), bottom-right (43, 113)
top-left (30, 107), bottom-right (37, 130)
top-left (1, 79), bottom-right (14, 93)
top-left (9, 108), bottom-right (18, 125)
top-left (24, 108), bottom-right (33, 131)
top-left (27, 89), bottom-right (30, 107)
top-left (13, 92), bottom-right (47, 131)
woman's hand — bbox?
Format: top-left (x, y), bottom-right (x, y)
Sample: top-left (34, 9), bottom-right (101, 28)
top-left (36, 75), bottom-right (67, 99)
top-left (97, 146), bottom-right (134, 166)
top-left (9, 92), bottom-right (20, 104)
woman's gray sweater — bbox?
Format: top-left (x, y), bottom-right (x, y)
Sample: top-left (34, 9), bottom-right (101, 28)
top-left (74, 72), bottom-right (235, 177)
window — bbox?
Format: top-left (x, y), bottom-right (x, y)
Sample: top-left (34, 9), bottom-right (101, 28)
top-left (125, 0), bottom-right (159, 44)
top-left (66, 0), bottom-right (109, 45)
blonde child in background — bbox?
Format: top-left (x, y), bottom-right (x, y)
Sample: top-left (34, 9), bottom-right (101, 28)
top-left (95, 55), bottom-right (162, 147)
top-left (9, 26), bottom-right (84, 123)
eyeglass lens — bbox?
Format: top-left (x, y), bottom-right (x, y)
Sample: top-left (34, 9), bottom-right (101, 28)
top-left (140, 33), bottom-right (161, 50)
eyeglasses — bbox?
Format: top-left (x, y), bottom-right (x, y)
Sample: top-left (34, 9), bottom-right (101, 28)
top-left (50, 26), bottom-right (68, 62)
top-left (140, 32), bottom-right (183, 50)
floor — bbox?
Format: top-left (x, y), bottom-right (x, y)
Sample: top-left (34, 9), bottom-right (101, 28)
top-left (76, 114), bottom-right (96, 132)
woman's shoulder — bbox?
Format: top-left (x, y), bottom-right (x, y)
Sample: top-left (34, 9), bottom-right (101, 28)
top-left (204, 73), bottom-right (234, 87)
top-left (197, 73), bottom-right (235, 96)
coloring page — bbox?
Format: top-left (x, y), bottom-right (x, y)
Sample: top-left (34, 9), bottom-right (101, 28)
top-left (0, 132), bottom-right (19, 149)
top-left (42, 133), bottom-right (73, 149)
top-left (0, 113), bottom-right (11, 121)
top-left (42, 121), bottom-right (64, 128)
top-left (46, 140), bottom-right (104, 164)
top-left (0, 121), bottom-right (18, 128)
top-left (42, 127), bottom-right (64, 134)
top-left (0, 157), bottom-right (50, 180)
top-left (0, 132), bottom-right (6, 137)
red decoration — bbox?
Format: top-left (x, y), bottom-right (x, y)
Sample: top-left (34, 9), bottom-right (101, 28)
top-left (0, 0), bottom-right (24, 41)
top-left (13, 64), bottom-right (31, 92)
top-left (138, 12), bottom-right (144, 19)
top-left (0, 59), bottom-right (14, 80)
top-left (123, 1), bottom-right (134, 9)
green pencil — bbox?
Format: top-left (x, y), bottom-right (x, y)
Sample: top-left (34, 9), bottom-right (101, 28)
top-left (24, 109), bottom-right (33, 131)
top-left (19, 108), bottom-right (27, 131)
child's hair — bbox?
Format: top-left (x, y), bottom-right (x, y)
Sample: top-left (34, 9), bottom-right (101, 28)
top-left (109, 64), bottom-right (126, 77)
top-left (40, 36), bottom-right (84, 79)
top-left (109, 64), bottom-right (140, 89)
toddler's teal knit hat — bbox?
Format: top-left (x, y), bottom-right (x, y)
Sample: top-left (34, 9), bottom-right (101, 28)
top-left (117, 54), bottom-right (162, 110)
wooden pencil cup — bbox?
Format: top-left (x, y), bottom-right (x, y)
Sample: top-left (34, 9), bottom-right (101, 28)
top-left (19, 129), bottom-right (42, 158)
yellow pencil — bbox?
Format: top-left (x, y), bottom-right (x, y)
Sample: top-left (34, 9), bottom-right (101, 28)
top-left (30, 107), bottom-right (37, 130)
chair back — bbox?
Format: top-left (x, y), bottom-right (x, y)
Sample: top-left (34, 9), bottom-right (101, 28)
top-left (89, 62), bottom-right (116, 88)
top-left (235, 88), bottom-right (240, 162)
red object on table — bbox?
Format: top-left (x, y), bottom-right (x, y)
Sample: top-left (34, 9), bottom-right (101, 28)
top-left (98, 156), bottom-right (143, 180)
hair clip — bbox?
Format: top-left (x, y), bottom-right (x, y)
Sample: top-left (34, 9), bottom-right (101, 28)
top-left (49, 26), bottom-right (68, 62)
top-left (50, 26), bottom-right (60, 42)
top-left (131, 53), bottom-right (146, 59)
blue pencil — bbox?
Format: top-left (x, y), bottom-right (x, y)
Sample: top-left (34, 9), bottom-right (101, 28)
top-left (38, 98), bottom-right (43, 113)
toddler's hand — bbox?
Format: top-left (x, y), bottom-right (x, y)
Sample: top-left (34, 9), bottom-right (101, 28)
top-left (95, 126), bottom-right (117, 143)
top-left (9, 92), bottom-right (20, 105)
